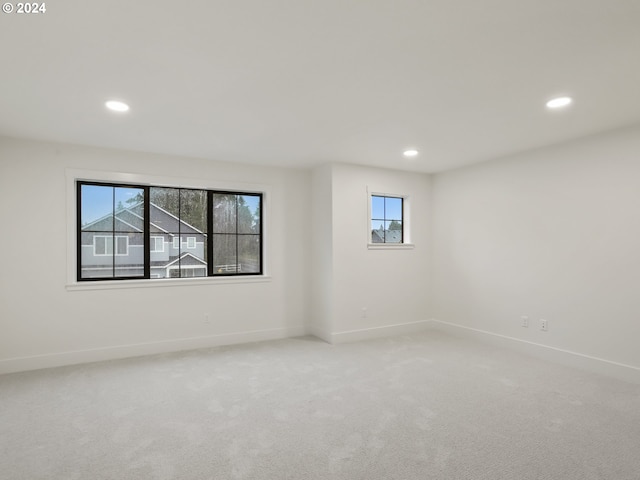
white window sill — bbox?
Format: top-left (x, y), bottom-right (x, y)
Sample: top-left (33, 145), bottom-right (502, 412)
top-left (367, 243), bottom-right (415, 250)
top-left (66, 275), bottom-right (272, 291)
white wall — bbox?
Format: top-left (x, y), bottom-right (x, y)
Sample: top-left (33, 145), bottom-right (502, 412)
top-left (0, 137), bottom-right (311, 373)
top-left (4, 125), bottom-right (640, 379)
top-left (310, 164), bottom-right (334, 341)
top-left (311, 163), bottom-right (431, 342)
top-left (431, 125), bottom-right (640, 370)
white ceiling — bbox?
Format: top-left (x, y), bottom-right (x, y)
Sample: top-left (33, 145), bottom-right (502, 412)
top-left (1, 0), bottom-right (639, 173)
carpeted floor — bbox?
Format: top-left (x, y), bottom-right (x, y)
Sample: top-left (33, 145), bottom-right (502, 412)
top-left (1, 330), bottom-right (639, 479)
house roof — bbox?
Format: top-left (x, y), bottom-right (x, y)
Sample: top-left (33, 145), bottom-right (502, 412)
top-left (82, 202), bottom-right (205, 235)
top-left (82, 215), bottom-right (144, 233)
top-left (148, 203), bottom-right (204, 235)
top-left (162, 252), bottom-right (207, 268)
top-left (372, 228), bottom-right (402, 243)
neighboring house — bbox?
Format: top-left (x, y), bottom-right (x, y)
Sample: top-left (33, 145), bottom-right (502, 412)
top-left (371, 226), bottom-right (402, 243)
top-left (80, 202), bottom-right (207, 278)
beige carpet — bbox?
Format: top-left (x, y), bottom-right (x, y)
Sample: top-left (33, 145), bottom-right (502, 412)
top-left (1, 331), bottom-right (639, 479)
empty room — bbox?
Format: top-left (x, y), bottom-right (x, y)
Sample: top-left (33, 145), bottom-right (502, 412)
top-left (1, 1), bottom-right (639, 479)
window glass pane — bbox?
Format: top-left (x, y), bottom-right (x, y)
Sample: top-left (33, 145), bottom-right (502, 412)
top-left (371, 195), bottom-right (384, 220)
top-left (114, 187), bottom-right (144, 232)
top-left (196, 237), bottom-right (208, 276)
top-left (81, 184), bottom-right (113, 232)
top-left (238, 235), bottom-right (260, 273)
top-left (213, 194), bottom-right (237, 233)
top-left (115, 236), bottom-right (128, 255)
top-left (371, 220), bottom-right (385, 231)
top-left (115, 233), bottom-right (144, 277)
top-left (173, 235), bottom-right (207, 277)
top-left (371, 221), bottom-right (385, 243)
top-left (179, 267), bottom-right (207, 278)
top-left (180, 189), bottom-right (207, 232)
top-left (81, 259), bottom-right (113, 279)
top-left (151, 236), bottom-right (164, 252)
top-left (213, 234), bottom-right (237, 273)
top-left (94, 235), bottom-right (111, 255)
top-left (115, 187), bottom-right (143, 209)
top-left (385, 197), bottom-right (402, 220)
top-left (150, 187), bottom-right (180, 230)
top-left (238, 195), bottom-right (261, 234)
top-left (81, 235), bottom-right (113, 279)
top-left (384, 220), bottom-right (403, 243)
top-left (79, 184), bottom-right (147, 280)
top-left (114, 211), bottom-right (143, 232)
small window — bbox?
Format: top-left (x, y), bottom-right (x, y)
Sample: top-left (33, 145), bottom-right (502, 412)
top-left (93, 235), bottom-right (128, 255)
top-left (115, 236), bottom-right (129, 256)
top-left (151, 236), bottom-right (164, 253)
top-left (371, 195), bottom-right (403, 243)
top-left (94, 235), bottom-right (110, 256)
top-left (170, 236), bottom-right (196, 249)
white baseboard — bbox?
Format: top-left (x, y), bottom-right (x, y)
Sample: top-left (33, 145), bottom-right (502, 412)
top-left (308, 325), bottom-right (333, 344)
top-left (428, 319), bottom-right (640, 385)
top-left (330, 320), bottom-right (431, 344)
top-left (0, 325), bottom-right (307, 375)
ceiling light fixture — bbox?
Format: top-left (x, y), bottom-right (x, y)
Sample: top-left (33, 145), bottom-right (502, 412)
top-left (403, 149), bottom-right (419, 158)
top-left (105, 100), bottom-right (130, 112)
top-left (546, 96), bottom-right (573, 109)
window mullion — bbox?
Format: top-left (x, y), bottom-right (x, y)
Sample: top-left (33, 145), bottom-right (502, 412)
top-left (235, 195), bottom-right (239, 273)
top-left (178, 188), bottom-right (182, 278)
top-left (383, 196), bottom-right (386, 243)
top-left (207, 190), bottom-right (213, 277)
top-left (76, 183), bottom-right (82, 281)
top-left (112, 186), bottom-right (116, 276)
top-left (144, 186), bottom-right (150, 279)
top-left (401, 197), bottom-right (404, 243)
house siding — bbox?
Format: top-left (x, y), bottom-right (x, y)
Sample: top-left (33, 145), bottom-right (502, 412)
top-left (81, 202), bottom-right (207, 279)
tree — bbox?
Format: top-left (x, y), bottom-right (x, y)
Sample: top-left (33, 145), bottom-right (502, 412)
top-left (150, 188), bottom-right (207, 231)
top-left (126, 192), bottom-right (144, 205)
top-left (149, 188), bottom-right (261, 271)
top-left (389, 220), bottom-right (402, 230)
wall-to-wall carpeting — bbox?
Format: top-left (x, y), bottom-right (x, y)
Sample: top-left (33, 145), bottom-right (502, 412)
top-left (1, 331), bottom-right (639, 479)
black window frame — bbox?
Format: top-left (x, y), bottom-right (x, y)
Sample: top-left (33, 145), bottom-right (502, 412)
top-left (76, 181), bottom-right (263, 282)
top-left (371, 194), bottom-right (404, 244)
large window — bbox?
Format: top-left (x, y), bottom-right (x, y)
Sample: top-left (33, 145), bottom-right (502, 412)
top-left (77, 181), bottom-right (262, 281)
top-left (371, 195), bottom-right (403, 243)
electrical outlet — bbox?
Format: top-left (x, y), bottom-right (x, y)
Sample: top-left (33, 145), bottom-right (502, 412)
top-left (521, 315), bottom-right (529, 328)
top-left (540, 319), bottom-right (548, 331)
top-left (204, 314), bottom-right (210, 325)
top-left (361, 307), bottom-right (368, 318)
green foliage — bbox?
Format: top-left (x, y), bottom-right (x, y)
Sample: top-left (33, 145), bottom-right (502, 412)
top-left (150, 188), bottom-right (260, 271)
top-left (150, 188), bottom-right (207, 231)
top-left (126, 192), bottom-right (144, 205)
top-left (389, 220), bottom-right (402, 231)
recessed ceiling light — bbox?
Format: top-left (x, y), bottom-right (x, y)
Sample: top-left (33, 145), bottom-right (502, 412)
top-left (546, 96), bottom-right (573, 109)
top-left (105, 100), bottom-right (130, 112)
top-left (403, 149), bottom-right (419, 157)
